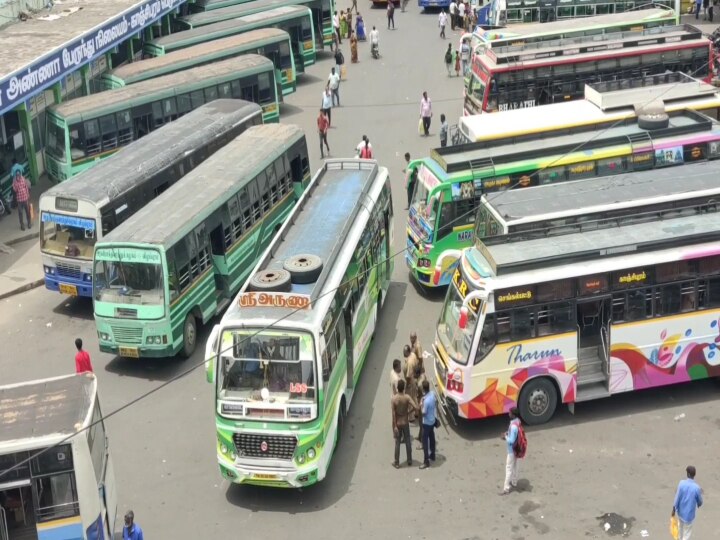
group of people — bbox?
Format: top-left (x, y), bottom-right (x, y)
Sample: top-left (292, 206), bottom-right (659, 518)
top-left (448, 0), bottom-right (479, 33)
top-left (693, 0), bottom-right (716, 21)
top-left (332, 9), bottom-right (367, 52)
top-left (444, 38), bottom-right (472, 78)
top-left (389, 332), bottom-right (437, 470)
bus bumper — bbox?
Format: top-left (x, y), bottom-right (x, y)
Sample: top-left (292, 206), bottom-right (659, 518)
top-left (44, 274), bottom-right (93, 298)
top-left (218, 460), bottom-right (319, 488)
top-left (98, 343), bottom-right (174, 359)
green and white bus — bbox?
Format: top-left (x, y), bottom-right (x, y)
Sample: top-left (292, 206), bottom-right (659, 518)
top-left (45, 55), bottom-right (280, 182)
top-left (204, 159), bottom-right (393, 488)
top-left (406, 108), bottom-right (720, 288)
top-left (145, 6), bottom-right (316, 74)
top-left (102, 29), bottom-right (297, 96)
top-left (179, 0), bottom-right (334, 50)
top-left (92, 124), bottom-right (311, 359)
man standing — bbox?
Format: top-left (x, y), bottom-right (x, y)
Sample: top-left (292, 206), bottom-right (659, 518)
top-left (391, 379), bottom-right (417, 468)
top-left (328, 67), bottom-right (341, 107)
top-left (389, 358), bottom-right (402, 395)
top-left (438, 9), bottom-right (447, 39)
top-left (672, 465), bottom-right (703, 539)
top-left (317, 109), bottom-right (330, 159)
top-left (449, 0), bottom-right (457, 30)
top-left (321, 87), bottom-right (334, 127)
top-left (444, 43), bottom-right (453, 76)
top-left (461, 38), bottom-right (471, 76)
top-left (420, 91), bottom-right (432, 136)
top-left (387, 0), bottom-right (395, 29)
top-left (439, 113), bottom-right (448, 147)
top-left (500, 407), bottom-right (521, 494)
top-left (458, 0), bottom-right (466, 32)
top-left (333, 10), bottom-right (342, 43)
top-left (409, 331), bottom-right (423, 361)
top-left (74, 338), bottom-right (94, 374)
top-left (419, 380), bottom-right (436, 469)
top-left (12, 170), bottom-right (31, 231)
top-left (122, 510), bottom-right (143, 540)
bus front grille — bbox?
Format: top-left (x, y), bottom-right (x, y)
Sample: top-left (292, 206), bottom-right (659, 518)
top-left (56, 262), bottom-right (82, 279)
top-left (111, 326), bottom-right (143, 344)
top-left (233, 433), bottom-right (297, 460)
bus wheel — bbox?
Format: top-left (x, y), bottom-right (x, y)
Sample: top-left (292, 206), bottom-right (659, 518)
top-left (181, 314), bottom-right (197, 358)
top-left (518, 378), bottom-right (557, 426)
top-left (283, 253), bottom-right (323, 284)
top-left (248, 269), bottom-right (292, 292)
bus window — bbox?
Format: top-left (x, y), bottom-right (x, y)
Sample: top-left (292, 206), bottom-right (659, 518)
top-left (177, 94), bottom-right (192, 114)
top-left (474, 313), bottom-right (496, 364)
top-left (259, 73), bottom-right (272, 103)
top-left (510, 307), bottom-right (535, 341)
top-left (116, 110), bottom-right (133, 146)
top-left (190, 90), bottom-right (205, 109)
top-left (626, 288), bottom-right (651, 321)
top-left (219, 83), bottom-right (232, 99)
top-left (99, 115), bottom-right (118, 151)
top-left (83, 119), bottom-right (101, 156)
top-left (205, 85), bottom-right (218, 102)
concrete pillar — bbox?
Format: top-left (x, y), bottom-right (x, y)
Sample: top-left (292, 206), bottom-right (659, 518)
top-left (52, 82), bottom-right (62, 105)
top-left (80, 65), bottom-right (91, 96)
top-left (15, 103), bottom-right (38, 183)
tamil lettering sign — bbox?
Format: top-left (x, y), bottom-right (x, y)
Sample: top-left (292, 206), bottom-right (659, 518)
top-left (95, 247), bottom-right (162, 264)
top-left (0, 0), bottom-right (184, 116)
top-left (238, 291), bottom-right (312, 310)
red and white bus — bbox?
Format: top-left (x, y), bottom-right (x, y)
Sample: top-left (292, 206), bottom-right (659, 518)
top-left (464, 24), bottom-right (713, 115)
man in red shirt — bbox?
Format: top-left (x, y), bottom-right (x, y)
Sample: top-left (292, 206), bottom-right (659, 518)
top-left (317, 109), bottom-right (330, 159)
top-left (75, 338), bottom-right (94, 374)
top-left (11, 170), bottom-right (31, 231)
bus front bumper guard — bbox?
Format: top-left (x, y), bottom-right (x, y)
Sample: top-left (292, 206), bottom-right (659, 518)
top-left (218, 459), bottom-right (319, 488)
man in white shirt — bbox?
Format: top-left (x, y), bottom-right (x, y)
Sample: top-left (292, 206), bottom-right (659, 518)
top-left (328, 67), bottom-right (341, 107)
top-left (321, 87), bottom-right (334, 127)
top-left (460, 39), bottom-right (471, 76)
top-left (458, 0), bottom-right (466, 30)
top-left (438, 10), bottom-right (447, 39)
top-left (333, 10), bottom-right (341, 44)
top-left (449, 0), bottom-right (457, 30)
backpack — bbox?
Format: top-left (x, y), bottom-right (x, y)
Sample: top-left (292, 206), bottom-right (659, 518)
top-left (512, 420), bottom-right (527, 458)
top-left (445, 49), bottom-right (452, 64)
top-left (335, 50), bottom-right (345, 65)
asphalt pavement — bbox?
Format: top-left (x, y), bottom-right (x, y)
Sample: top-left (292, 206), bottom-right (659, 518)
top-left (1, 8), bottom-right (719, 540)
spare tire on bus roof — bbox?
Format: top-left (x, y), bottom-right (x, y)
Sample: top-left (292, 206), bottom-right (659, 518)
top-left (283, 254), bottom-right (323, 284)
top-left (248, 269), bottom-right (292, 292)
top-left (638, 112), bottom-right (669, 131)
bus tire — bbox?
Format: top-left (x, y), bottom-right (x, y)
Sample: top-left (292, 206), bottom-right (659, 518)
top-left (518, 377), bottom-right (557, 426)
top-left (638, 113), bottom-right (669, 131)
top-left (283, 253), bottom-right (323, 284)
top-left (180, 314), bottom-right (197, 358)
top-left (248, 269), bottom-right (292, 292)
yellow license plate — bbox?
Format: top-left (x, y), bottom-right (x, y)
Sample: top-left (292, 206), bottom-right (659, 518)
top-left (59, 284), bottom-right (78, 296)
top-left (264, 103), bottom-right (277, 113)
top-left (253, 473), bottom-right (278, 480)
top-left (119, 347), bottom-right (139, 358)
top-left (303, 40), bottom-right (313, 50)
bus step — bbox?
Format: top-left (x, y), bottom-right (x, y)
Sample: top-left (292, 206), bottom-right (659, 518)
top-left (575, 381), bottom-right (611, 403)
top-left (577, 367), bottom-right (607, 386)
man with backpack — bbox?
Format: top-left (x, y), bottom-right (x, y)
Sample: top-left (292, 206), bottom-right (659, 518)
top-left (501, 407), bottom-right (526, 495)
top-left (444, 43), bottom-right (453, 76)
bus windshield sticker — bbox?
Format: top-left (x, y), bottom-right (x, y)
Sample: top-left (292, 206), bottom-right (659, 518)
top-left (457, 230), bottom-right (472, 242)
top-left (417, 164), bottom-right (441, 191)
top-left (684, 143), bottom-right (707, 162)
top-left (95, 247), bottom-right (161, 264)
top-left (41, 212), bottom-right (95, 230)
top-left (289, 382), bottom-right (308, 393)
top-left (708, 141), bottom-right (720, 158)
top-left (238, 291), bottom-right (312, 310)
top-left (451, 182), bottom-right (475, 201)
top-left (452, 268), bottom-right (481, 312)
top-left (495, 286), bottom-right (535, 306)
top-left (654, 146), bottom-right (683, 168)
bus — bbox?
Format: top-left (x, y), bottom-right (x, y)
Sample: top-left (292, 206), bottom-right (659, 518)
top-left (464, 24), bottom-right (713, 115)
top-left (102, 29), bottom-right (297, 96)
top-left (502, 0), bottom-right (676, 25)
top-left (179, 0), bottom-right (333, 50)
top-left (144, 6), bottom-right (316, 74)
top-left (39, 100), bottom-right (263, 298)
top-left (475, 160), bottom-right (720, 242)
top-left (406, 108), bottom-right (720, 287)
top-left (203, 159), bottom-right (393, 488)
top-left (432, 197), bottom-right (720, 425)
top-left (45, 55), bottom-right (279, 181)
top-left (92, 125), bottom-right (311, 359)
top-left (0, 374), bottom-right (117, 540)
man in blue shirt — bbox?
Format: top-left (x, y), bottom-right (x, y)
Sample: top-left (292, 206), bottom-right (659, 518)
top-left (672, 465), bottom-right (703, 539)
top-left (501, 407), bottom-right (521, 494)
top-left (123, 510), bottom-right (144, 540)
top-left (419, 380), bottom-right (436, 470)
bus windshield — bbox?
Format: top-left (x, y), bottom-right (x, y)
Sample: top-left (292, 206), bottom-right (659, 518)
top-left (218, 329), bottom-right (316, 406)
top-left (437, 283), bottom-right (482, 365)
top-left (45, 121), bottom-right (66, 161)
top-left (93, 248), bottom-right (165, 306)
top-left (40, 212), bottom-right (96, 260)
top-left (410, 175), bottom-right (439, 237)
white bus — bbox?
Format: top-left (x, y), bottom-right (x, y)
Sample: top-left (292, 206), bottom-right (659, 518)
top-left (39, 100), bottom-right (262, 298)
top-left (204, 159), bottom-right (393, 488)
top-left (433, 205), bottom-right (720, 425)
top-left (0, 374), bottom-right (117, 540)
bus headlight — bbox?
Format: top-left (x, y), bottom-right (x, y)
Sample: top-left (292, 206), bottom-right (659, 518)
top-left (83, 274), bottom-right (92, 282)
top-left (296, 453), bottom-right (306, 465)
top-left (230, 451), bottom-right (237, 460)
top-left (220, 443), bottom-right (229, 455)
top-left (98, 332), bottom-right (110, 341)
top-left (307, 448), bottom-right (316, 460)
top-left (44, 266), bottom-right (55, 275)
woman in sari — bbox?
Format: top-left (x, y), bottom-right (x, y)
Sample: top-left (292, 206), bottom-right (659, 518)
top-left (350, 30), bottom-right (358, 63)
top-left (346, 10), bottom-right (353, 38)
top-left (340, 10), bottom-right (348, 42)
top-left (356, 12), bottom-right (366, 40)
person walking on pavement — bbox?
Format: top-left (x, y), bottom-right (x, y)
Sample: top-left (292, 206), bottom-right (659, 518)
top-left (420, 91), bottom-right (432, 136)
top-left (438, 9), bottom-right (447, 38)
top-left (501, 407), bottom-right (521, 495)
top-left (461, 38), bottom-right (471, 76)
top-left (390, 358), bottom-right (402, 395)
top-left (359, 137), bottom-right (373, 159)
top-left (122, 510), bottom-right (144, 540)
top-left (12, 169), bottom-right (31, 231)
top-left (317, 109), bottom-right (330, 158)
top-left (391, 379), bottom-right (417, 468)
top-left (333, 10), bottom-right (342, 43)
top-left (387, 0), bottom-right (395, 29)
top-left (356, 135), bottom-right (373, 157)
top-left (328, 67), bottom-right (341, 107)
top-left (444, 43), bottom-right (453, 76)
top-left (449, 0), bottom-right (457, 30)
top-left (672, 465), bottom-right (703, 539)
top-left (454, 47), bottom-right (461, 77)
top-left (74, 338), bottom-right (94, 374)
top-left (321, 87), bottom-right (333, 127)
top-left (352, 0), bottom-right (358, 13)
top-left (439, 113), bottom-right (448, 147)
top-left (405, 152), bottom-right (417, 208)
top-left (419, 380), bottom-right (436, 469)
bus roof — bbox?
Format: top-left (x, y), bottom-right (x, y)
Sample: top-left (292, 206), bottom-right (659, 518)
top-left (42, 100), bottom-right (261, 206)
top-left (433, 109), bottom-right (714, 174)
top-left (476, 8), bottom-right (675, 44)
top-left (481, 25), bottom-right (705, 70)
top-left (480, 210), bottom-right (720, 276)
top-left (484, 160), bottom-right (720, 226)
top-left (181, 0), bottom-right (315, 27)
top-left (224, 160), bottom-right (382, 326)
top-left (103, 124), bottom-right (304, 248)
top-left (0, 374), bottom-right (95, 447)
top-left (150, 6), bottom-right (310, 51)
top-left (50, 55), bottom-right (272, 121)
top-left (106, 29), bottom-right (288, 84)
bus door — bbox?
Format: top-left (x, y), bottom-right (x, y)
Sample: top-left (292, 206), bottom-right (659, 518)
top-left (343, 299), bottom-right (354, 389)
top-left (381, 210), bottom-right (391, 286)
top-left (0, 480), bottom-right (36, 540)
top-left (576, 296), bottom-right (612, 378)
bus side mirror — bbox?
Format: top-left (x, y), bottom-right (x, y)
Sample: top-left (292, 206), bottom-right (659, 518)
top-left (205, 325), bottom-right (220, 384)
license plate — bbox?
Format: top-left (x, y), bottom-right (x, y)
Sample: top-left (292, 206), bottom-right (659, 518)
top-left (59, 284), bottom-right (78, 296)
top-left (253, 473), bottom-right (278, 480)
top-left (119, 347), bottom-right (139, 358)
